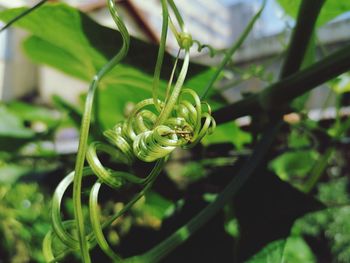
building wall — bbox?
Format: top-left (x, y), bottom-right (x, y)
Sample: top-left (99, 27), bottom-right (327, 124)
top-left (0, 28), bottom-right (38, 101)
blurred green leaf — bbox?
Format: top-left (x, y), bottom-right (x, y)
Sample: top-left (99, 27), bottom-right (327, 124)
top-left (0, 105), bottom-right (34, 138)
top-left (247, 237), bottom-right (315, 263)
top-left (224, 217), bottom-right (239, 238)
top-left (0, 105), bottom-right (35, 152)
top-left (287, 128), bottom-right (312, 148)
top-left (202, 121), bottom-right (251, 149)
top-left (277, 0), bottom-right (350, 26)
top-left (0, 4), bottom-right (219, 129)
top-left (246, 239), bottom-right (285, 263)
top-left (0, 164), bottom-right (31, 184)
top-left (283, 236), bottom-right (316, 263)
top-left (23, 36), bottom-right (90, 80)
top-left (269, 150), bottom-right (318, 181)
top-left (331, 73), bottom-right (350, 94)
top-left (144, 191), bottom-right (174, 220)
top-left (133, 191), bottom-right (174, 221)
top-left (7, 101), bottom-right (60, 128)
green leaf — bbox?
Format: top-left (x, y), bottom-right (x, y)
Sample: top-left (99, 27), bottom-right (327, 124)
top-left (23, 36), bottom-right (91, 81)
top-left (0, 105), bottom-right (34, 138)
top-left (331, 73), bottom-right (350, 94)
top-left (283, 236), bottom-right (316, 263)
top-left (0, 164), bottom-right (31, 184)
top-left (277, 0), bottom-right (350, 26)
top-left (246, 239), bottom-right (285, 263)
top-left (0, 4), bottom-right (219, 129)
top-left (7, 101), bottom-right (60, 128)
top-left (133, 191), bottom-right (174, 221)
top-left (287, 128), bottom-right (311, 148)
top-left (269, 150), bottom-right (319, 181)
top-left (0, 105), bottom-right (35, 152)
top-left (202, 121), bottom-right (251, 150)
top-left (247, 237), bottom-right (315, 263)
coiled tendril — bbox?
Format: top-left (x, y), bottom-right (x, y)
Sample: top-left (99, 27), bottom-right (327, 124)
top-left (43, 0), bottom-right (215, 262)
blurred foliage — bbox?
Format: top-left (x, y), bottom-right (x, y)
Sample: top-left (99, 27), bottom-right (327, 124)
top-left (293, 176), bottom-right (350, 263)
top-left (331, 73), bottom-right (350, 95)
top-left (202, 121), bottom-right (252, 150)
top-left (247, 237), bottom-right (316, 263)
top-left (277, 0), bottom-right (350, 26)
top-left (0, 183), bottom-right (50, 263)
top-left (269, 150), bottom-right (318, 182)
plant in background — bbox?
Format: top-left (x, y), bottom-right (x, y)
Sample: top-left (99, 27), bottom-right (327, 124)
top-left (0, 183), bottom-right (51, 263)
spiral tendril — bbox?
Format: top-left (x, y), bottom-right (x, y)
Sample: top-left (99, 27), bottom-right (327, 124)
top-left (43, 0), bottom-right (215, 262)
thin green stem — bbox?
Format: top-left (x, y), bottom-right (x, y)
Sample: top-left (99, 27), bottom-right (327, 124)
top-left (0, 0), bottom-right (48, 33)
top-left (200, 0), bottom-right (266, 99)
top-left (72, 0), bottom-right (130, 262)
top-left (156, 50), bottom-right (190, 125)
top-left (167, 0), bottom-right (185, 31)
top-left (153, 0), bottom-right (169, 112)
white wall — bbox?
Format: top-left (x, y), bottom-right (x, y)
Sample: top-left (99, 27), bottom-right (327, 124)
top-left (0, 28), bottom-right (38, 101)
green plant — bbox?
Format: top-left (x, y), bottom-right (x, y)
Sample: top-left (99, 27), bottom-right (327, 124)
top-left (42, 0), bottom-right (217, 261)
top-left (1, 0), bottom-right (350, 262)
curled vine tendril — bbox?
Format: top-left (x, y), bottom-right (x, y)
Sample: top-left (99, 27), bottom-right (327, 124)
top-left (42, 0), bottom-right (215, 262)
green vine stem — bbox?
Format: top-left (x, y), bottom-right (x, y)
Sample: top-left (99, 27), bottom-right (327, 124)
top-left (280, 0), bottom-right (325, 78)
top-left (152, 0), bottom-right (169, 112)
top-left (71, 0), bottom-right (130, 261)
top-left (200, 0), bottom-right (266, 99)
top-left (213, 42), bottom-right (350, 124)
top-left (274, 0), bottom-right (325, 257)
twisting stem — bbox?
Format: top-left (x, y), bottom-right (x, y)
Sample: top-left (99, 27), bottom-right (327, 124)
top-left (72, 0), bottom-right (130, 262)
top-left (200, 0), bottom-right (266, 99)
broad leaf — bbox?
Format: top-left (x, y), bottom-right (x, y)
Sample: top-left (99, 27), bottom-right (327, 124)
top-left (0, 105), bottom-right (35, 152)
top-left (247, 237), bottom-right (315, 263)
top-left (202, 121), bottom-right (252, 150)
top-left (269, 150), bottom-right (319, 181)
top-left (0, 164), bottom-right (31, 184)
top-left (246, 239), bottom-right (285, 263)
top-left (0, 4), bottom-right (220, 129)
top-left (0, 105), bottom-right (34, 138)
top-left (133, 191), bottom-right (174, 221)
top-left (7, 101), bottom-right (60, 128)
top-left (277, 0), bottom-right (350, 26)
